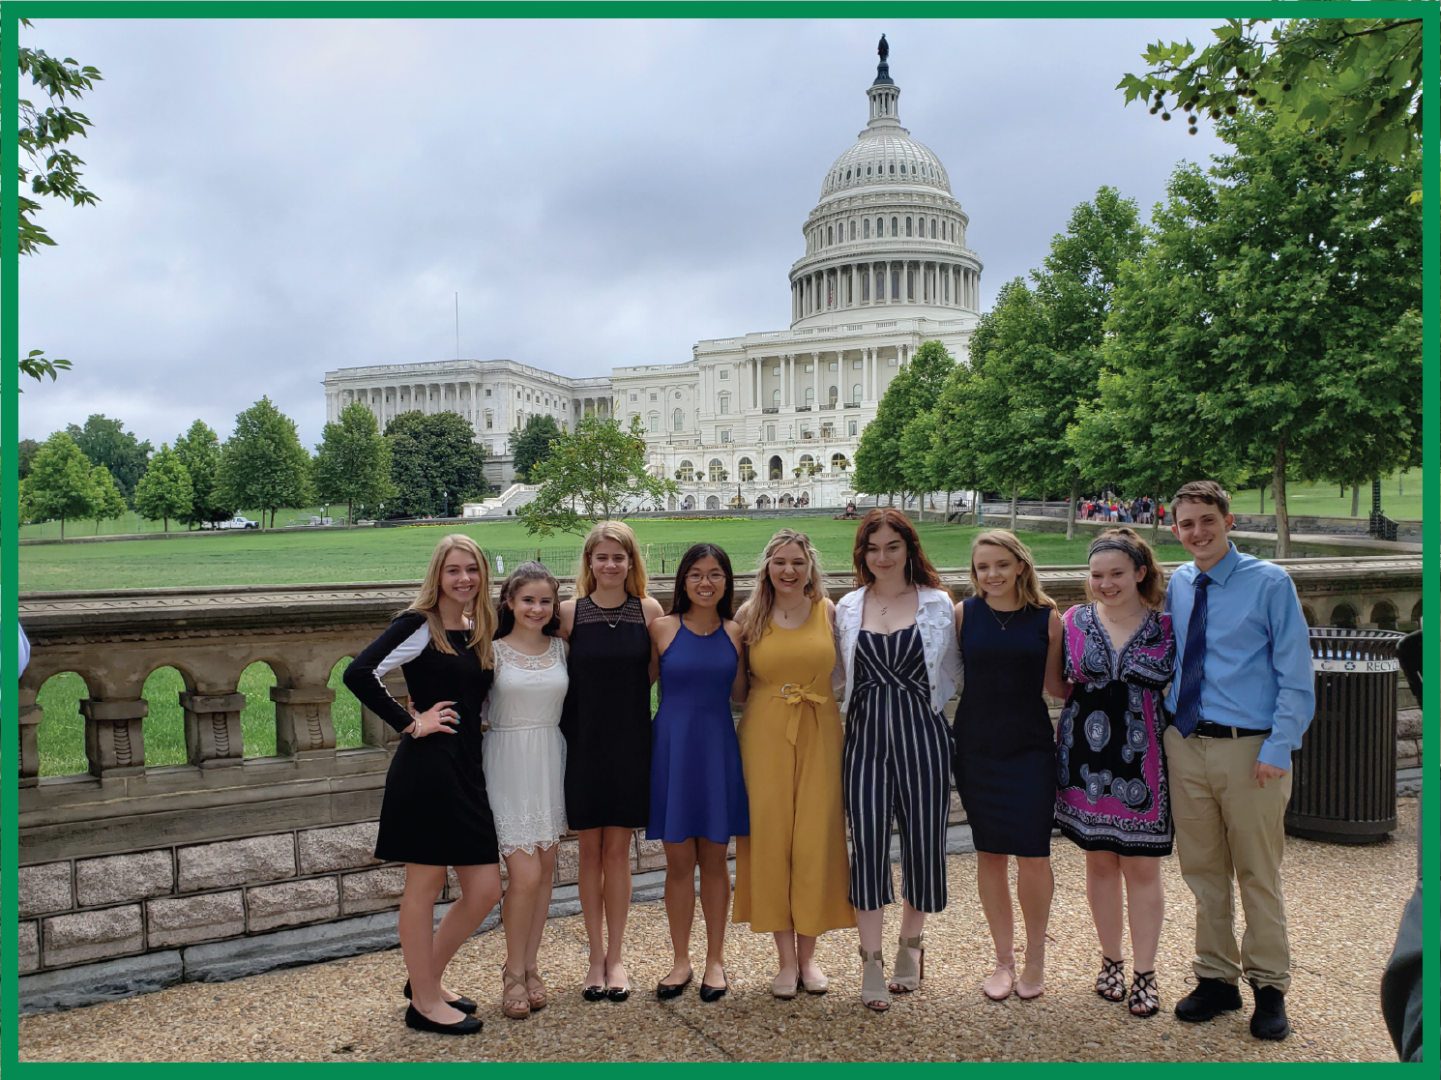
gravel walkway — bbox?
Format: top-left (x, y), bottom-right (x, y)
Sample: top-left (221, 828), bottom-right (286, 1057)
top-left (20, 798), bottom-right (1416, 1062)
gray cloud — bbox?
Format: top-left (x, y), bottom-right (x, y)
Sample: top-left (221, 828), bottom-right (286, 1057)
top-left (19, 16), bottom-right (1226, 450)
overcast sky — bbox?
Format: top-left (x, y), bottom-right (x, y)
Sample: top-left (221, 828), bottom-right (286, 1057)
top-left (18, 16), bottom-right (1227, 450)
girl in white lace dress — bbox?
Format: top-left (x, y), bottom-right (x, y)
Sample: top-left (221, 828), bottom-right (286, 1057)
top-left (484, 561), bottom-right (569, 1020)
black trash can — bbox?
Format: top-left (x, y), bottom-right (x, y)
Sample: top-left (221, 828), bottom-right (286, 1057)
top-left (1286, 627), bottom-right (1405, 843)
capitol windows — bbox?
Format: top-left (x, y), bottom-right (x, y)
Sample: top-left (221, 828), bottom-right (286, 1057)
top-left (719, 393), bottom-right (730, 414)
top-left (630, 393), bottom-right (638, 402)
top-left (891, 271), bottom-right (901, 299)
top-left (720, 429), bottom-right (731, 443)
top-left (891, 216), bottom-right (898, 236)
top-left (649, 414), bottom-right (659, 433)
top-left (650, 392), bottom-right (658, 401)
top-left (709, 459), bottom-right (724, 481)
top-left (677, 460), bottom-right (695, 481)
top-left (738, 458), bottom-right (756, 481)
top-left (931, 218), bottom-right (937, 238)
top-left (485, 411), bottom-right (494, 430)
top-left (867, 165), bottom-right (872, 175)
top-left (907, 270), bottom-right (915, 300)
top-left (863, 219), bottom-right (870, 239)
top-left (851, 384), bottom-right (862, 403)
top-left (766, 424), bottom-right (776, 441)
top-left (906, 217), bottom-right (913, 237)
top-left (831, 453), bottom-right (847, 472)
top-left (875, 270), bottom-right (884, 298)
top-left (849, 420), bottom-right (858, 436)
top-left (852, 359), bottom-right (863, 369)
top-left (804, 387), bottom-right (815, 407)
top-left (772, 389), bottom-right (781, 408)
top-left (861, 274), bottom-right (869, 301)
top-left (799, 454), bottom-right (815, 474)
top-left (827, 225), bottom-right (833, 245)
top-left (485, 388), bottom-right (492, 396)
top-left (673, 408), bottom-right (684, 431)
top-left (850, 220), bottom-right (856, 240)
top-left (828, 385), bottom-right (839, 405)
top-left (876, 217), bottom-right (884, 237)
top-left (889, 163), bottom-right (895, 174)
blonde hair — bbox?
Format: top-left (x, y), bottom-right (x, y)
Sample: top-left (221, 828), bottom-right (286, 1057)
top-left (1086, 527), bottom-right (1166, 609)
top-left (969, 529), bottom-right (1056, 611)
top-left (741, 529), bottom-right (825, 646)
top-left (408, 534), bottom-right (496, 668)
top-left (574, 520), bottom-right (649, 600)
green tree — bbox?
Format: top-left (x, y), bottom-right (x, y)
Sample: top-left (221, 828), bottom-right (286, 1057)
top-left (173, 419), bottom-right (233, 529)
top-left (509, 413), bottom-right (563, 483)
top-left (17, 438), bottom-right (41, 480)
top-left (313, 402), bottom-right (395, 525)
top-left (519, 415), bottom-right (678, 537)
top-left (898, 409), bottom-right (940, 521)
top-left (1120, 16), bottom-right (1422, 166)
top-left (1102, 112), bottom-right (1421, 556)
top-left (854, 341), bottom-right (954, 508)
top-left (217, 397), bottom-right (312, 529)
top-left (133, 443), bottom-right (194, 533)
top-left (385, 410), bottom-right (487, 518)
top-left (19, 431), bottom-right (98, 538)
top-left (928, 361), bottom-right (985, 523)
top-left (89, 463), bottom-right (128, 535)
top-left (65, 414), bottom-right (152, 504)
top-left (16, 19), bottom-right (103, 388)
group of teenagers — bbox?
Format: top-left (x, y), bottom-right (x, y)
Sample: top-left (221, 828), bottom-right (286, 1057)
top-left (345, 479), bottom-right (1314, 1042)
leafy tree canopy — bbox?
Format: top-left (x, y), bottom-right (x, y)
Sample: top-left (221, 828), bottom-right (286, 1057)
top-left (16, 19), bottom-right (103, 388)
top-left (519, 415), bottom-right (678, 537)
top-left (20, 431), bottom-right (98, 539)
top-left (65, 414), bottom-right (152, 504)
top-left (89, 463), bottom-right (128, 534)
top-left (133, 443), bottom-right (193, 533)
top-left (1120, 16), bottom-right (1422, 165)
top-left (509, 413), bottom-right (563, 483)
top-left (314, 402), bottom-right (396, 525)
top-left (174, 419), bottom-right (233, 528)
top-left (853, 340), bottom-right (954, 503)
top-left (385, 410), bottom-right (486, 518)
top-left (17, 438), bottom-right (41, 480)
top-left (218, 396), bottom-right (313, 529)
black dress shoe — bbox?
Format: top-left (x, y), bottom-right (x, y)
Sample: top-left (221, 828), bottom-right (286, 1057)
top-left (1249, 981), bottom-right (1290, 1041)
top-left (607, 980), bottom-right (632, 1003)
top-left (699, 970), bottom-right (729, 1003)
top-left (404, 1004), bottom-right (482, 1035)
top-left (404, 979), bottom-right (478, 1015)
top-left (1174, 977), bottom-right (1243, 1022)
top-left (657, 971), bottom-right (693, 1000)
top-left (582, 983), bottom-right (608, 1003)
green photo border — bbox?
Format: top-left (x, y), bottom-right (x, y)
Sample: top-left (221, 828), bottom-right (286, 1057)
top-left (2, 0), bottom-right (1435, 1071)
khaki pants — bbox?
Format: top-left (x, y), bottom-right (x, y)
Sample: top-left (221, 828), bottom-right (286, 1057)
top-left (1163, 727), bottom-right (1293, 992)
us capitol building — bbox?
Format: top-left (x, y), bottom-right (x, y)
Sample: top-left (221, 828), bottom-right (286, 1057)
top-left (322, 41), bottom-right (982, 510)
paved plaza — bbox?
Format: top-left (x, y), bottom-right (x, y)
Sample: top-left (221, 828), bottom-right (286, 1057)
top-left (20, 799), bottom-right (1415, 1063)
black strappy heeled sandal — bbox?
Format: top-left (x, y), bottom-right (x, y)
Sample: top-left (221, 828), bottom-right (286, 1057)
top-left (1095, 956), bottom-right (1126, 1002)
top-left (1129, 970), bottom-right (1160, 1017)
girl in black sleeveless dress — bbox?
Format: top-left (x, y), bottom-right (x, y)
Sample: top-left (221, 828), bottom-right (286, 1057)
top-left (558, 522), bottom-right (663, 1001)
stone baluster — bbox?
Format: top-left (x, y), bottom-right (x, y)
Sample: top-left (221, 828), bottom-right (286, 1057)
top-left (80, 698), bottom-right (149, 777)
top-left (271, 686), bottom-right (338, 757)
top-left (179, 690), bottom-right (246, 768)
top-left (360, 670), bottom-right (409, 751)
top-left (18, 687), bottom-right (42, 787)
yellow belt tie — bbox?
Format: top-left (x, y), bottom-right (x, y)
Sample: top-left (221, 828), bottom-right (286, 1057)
top-left (777, 683), bottom-right (827, 746)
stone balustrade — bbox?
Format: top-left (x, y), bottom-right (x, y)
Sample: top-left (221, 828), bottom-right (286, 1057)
top-left (15, 555), bottom-right (1421, 1009)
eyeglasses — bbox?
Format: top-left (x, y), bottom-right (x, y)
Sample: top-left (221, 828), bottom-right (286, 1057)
top-left (685, 571), bottom-right (728, 585)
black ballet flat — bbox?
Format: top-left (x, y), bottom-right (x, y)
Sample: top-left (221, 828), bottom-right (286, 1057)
top-left (404, 1004), bottom-right (482, 1035)
top-left (699, 969), bottom-right (729, 1003)
top-left (656, 971), bottom-right (693, 1000)
top-left (607, 980), bottom-right (632, 1003)
top-left (582, 983), bottom-right (608, 1003)
top-left (404, 979), bottom-right (478, 1015)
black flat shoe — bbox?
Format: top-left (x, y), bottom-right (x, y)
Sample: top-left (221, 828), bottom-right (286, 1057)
top-left (404, 979), bottom-right (478, 1015)
top-left (404, 1004), bottom-right (482, 1035)
top-left (657, 971), bottom-right (693, 1000)
top-left (607, 980), bottom-right (632, 1003)
top-left (699, 969), bottom-right (729, 1003)
top-left (582, 983), bottom-right (608, 1002)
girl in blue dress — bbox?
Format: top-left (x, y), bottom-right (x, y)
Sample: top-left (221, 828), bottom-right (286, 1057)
top-left (648, 543), bottom-right (749, 1002)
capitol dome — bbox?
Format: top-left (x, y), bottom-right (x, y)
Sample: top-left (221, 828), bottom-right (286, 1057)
top-left (788, 39), bottom-right (982, 330)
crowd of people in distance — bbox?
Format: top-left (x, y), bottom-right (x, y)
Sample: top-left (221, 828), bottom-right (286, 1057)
top-left (1080, 496), bottom-right (1162, 525)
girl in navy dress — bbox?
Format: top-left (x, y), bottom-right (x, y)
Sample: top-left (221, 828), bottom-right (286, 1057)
top-left (344, 534), bottom-right (500, 1036)
top-left (648, 543), bottom-right (749, 1002)
top-left (953, 530), bottom-right (1067, 1002)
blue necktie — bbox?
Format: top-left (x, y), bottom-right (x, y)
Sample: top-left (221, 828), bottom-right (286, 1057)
top-left (1173, 572), bottom-right (1211, 737)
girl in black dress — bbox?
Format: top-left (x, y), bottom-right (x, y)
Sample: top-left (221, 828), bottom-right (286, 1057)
top-left (558, 522), bottom-right (664, 1001)
top-left (953, 530), bottom-right (1067, 1003)
top-left (344, 534), bottom-right (501, 1036)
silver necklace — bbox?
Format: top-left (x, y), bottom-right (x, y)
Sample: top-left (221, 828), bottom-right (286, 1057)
top-left (987, 602), bottom-right (1022, 631)
top-left (875, 586), bottom-right (914, 618)
top-left (592, 595), bottom-right (628, 630)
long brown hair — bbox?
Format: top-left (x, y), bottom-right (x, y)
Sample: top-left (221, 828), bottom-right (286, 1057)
top-left (741, 528), bottom-right (825, 646)
top-left (969, 529), bottom-right (1056, 611)
top-left (1086, 528), bottom-right (1166, 609)
top-left (574, 520), bottom-right (649, 599)
top-left (407, 534), bottom-right (496, 668)
top-left (852, 508), bottom-right (942, 590)
top-left (496, 561), bottom-right (562, 638)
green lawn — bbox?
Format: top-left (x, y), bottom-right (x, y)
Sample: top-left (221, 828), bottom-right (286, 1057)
top-left (19, 516), bottom-right (1102, 592)
top-left (18, 505), bottom-right (351, 540)
top-left (1231, 468), bottom-right (1423, 521)
top-left (35, 660), bottom-right (364, 777)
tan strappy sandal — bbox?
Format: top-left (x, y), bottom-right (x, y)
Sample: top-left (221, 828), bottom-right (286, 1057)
top-left (501, 968), bottom-right (531, 1020)
top-left (859, 947), bottom-right (890, 1012)
top-left (890, 933), bottom-right (924, 993)
top-left (525, 967), bottom-right (548, 1011)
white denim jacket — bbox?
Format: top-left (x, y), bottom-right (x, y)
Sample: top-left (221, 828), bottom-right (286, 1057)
top-left (835, 585), bottom-right (962, 716)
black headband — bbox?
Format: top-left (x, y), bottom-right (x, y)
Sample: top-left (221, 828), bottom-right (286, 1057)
top-left (1088, 538), bottom-right (1146, 567)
